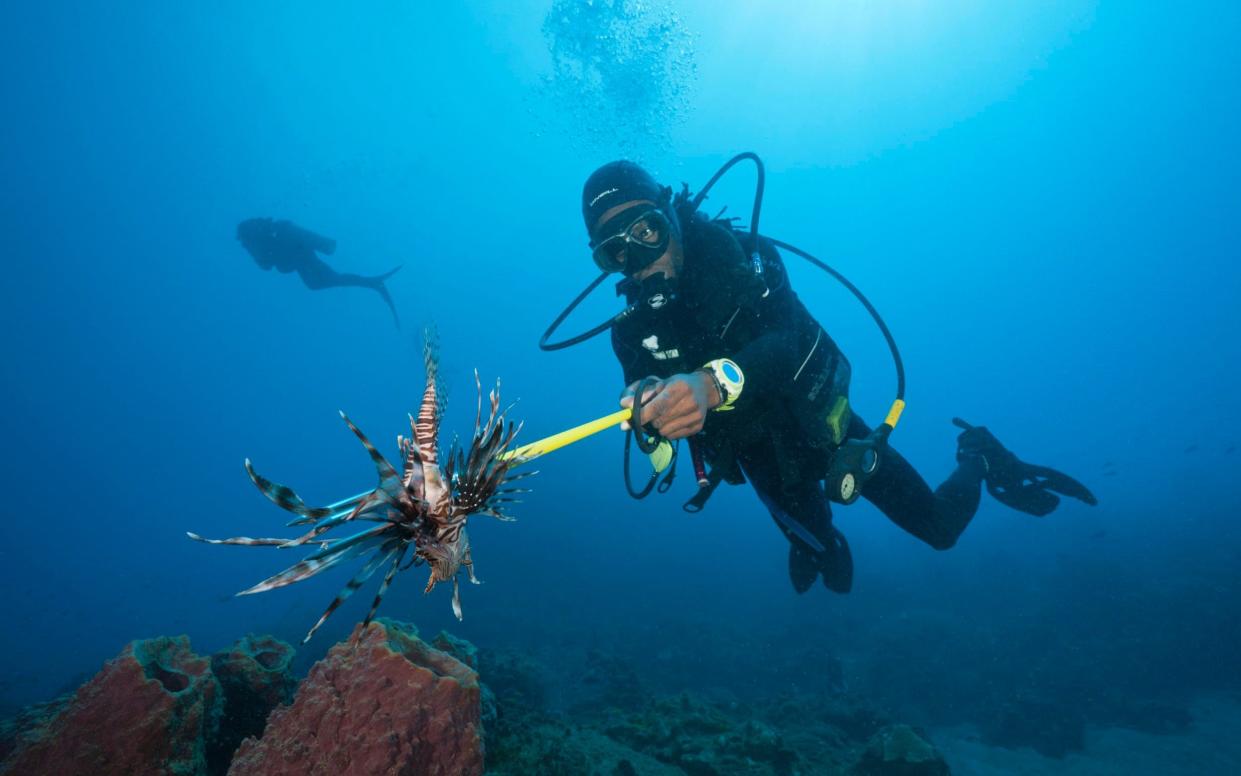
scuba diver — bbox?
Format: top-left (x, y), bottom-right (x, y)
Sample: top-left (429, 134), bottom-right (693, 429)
top-left (550, 157), bottom-right (1096, 594)
top-left (236, 217), bottom-right (402, 327)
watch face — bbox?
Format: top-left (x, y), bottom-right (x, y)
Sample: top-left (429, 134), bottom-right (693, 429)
top-left (722, 361), bottom-right (741, 382)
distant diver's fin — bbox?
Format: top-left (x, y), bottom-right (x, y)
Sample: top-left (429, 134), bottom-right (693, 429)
top-left (369, 265), bottom-right (403, 329)
top-left (953, 417), bottom-right (1098, 517)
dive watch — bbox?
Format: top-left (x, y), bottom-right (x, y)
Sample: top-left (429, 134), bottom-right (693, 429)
top-left (703, 358), bottom-right (744, 411)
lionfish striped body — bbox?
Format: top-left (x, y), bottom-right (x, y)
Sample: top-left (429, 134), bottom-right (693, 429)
top-left (189, 335), bottom-right (530, 642)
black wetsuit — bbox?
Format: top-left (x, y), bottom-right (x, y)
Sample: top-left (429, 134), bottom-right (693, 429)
top-left (611, 209), bottom-right (986, 593)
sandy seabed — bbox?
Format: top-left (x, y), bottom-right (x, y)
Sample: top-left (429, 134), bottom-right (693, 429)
top-left (933, 695), bottom-right (1241, 776)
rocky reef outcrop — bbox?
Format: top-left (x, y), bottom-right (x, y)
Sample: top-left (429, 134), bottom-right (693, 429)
top-left (853, 724), bottom-right (950, 776)
top-left (226, 618), bottom-right (484, 776)
top-left (0, 636), bottom-right (221, 776)
top-left (3, 621), bottom-right (961, 776)
top-left (207, 634), bottom-right (298, 775)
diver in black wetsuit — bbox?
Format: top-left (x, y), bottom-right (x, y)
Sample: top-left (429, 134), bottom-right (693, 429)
top-left (236, 217), bottom-right (402, 327)
top-left (579, 161), bottom-right (1097, 593)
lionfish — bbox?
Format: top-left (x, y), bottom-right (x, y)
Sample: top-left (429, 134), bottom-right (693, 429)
top-left (188, 336), bottom-right (531, 643)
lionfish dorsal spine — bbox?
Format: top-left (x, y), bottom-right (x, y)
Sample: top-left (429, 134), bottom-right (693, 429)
top-left (413, 331), bottom-right (443, 466)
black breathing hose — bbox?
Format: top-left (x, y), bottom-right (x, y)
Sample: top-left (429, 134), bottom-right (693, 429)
top-left (539, 272), bottom-right (614, 351)
top-left (624, 376), bottom-right (664, 498)
top-left (691, 152), bottom-right (765, 278)
top-left (770, 239), bottom-right (906, 402)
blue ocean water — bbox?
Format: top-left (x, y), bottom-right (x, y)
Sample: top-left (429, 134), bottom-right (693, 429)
top-left (1, 2), bottom-right (1239, 773)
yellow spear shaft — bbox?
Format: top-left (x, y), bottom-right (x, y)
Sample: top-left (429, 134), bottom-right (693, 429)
top-left (323, 408), bottom-right (633, 510)
top-left (501, 408), bottom-right (632, 464)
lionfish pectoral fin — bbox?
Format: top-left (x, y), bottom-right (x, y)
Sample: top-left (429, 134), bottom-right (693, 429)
top-left (237, 528), bottom-right (384, 596)
top-left (301, 544), bottom-right (399, 644)
top-left (338, 412), bottom-right (403, 492)
top-left (361, 545), bottom-right (408, 628)
top-left (244, 459), bottom-right (336, 521)
top-left (187, 532), bottom-right (289, 546)
top-left (451, 577), bottom-right (463, 621)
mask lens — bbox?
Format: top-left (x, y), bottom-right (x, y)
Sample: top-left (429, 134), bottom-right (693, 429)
top-left (588, 208), bottom-right (671, 274)
top-left (591, 236), bottom-right (627, 272)
top-left (626, 213), bottom-right (665, 246)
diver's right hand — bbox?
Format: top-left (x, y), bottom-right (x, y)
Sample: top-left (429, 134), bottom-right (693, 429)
top-left (619, 377), bottom-right (664, 431)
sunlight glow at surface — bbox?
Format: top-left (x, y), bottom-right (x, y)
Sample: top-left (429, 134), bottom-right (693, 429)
top-left (673, 0), bottom-right (1098, 164)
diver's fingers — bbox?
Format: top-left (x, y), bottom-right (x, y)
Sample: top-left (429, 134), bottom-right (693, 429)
top-left (658, 390), bottom-right (709, 438)
top-left (659, 415), bottom-right (705, 440)
top-left (637, 388), bottom-right (675, 428)
top-left (619, 376), bottom-right (663, 405)
top-left (620, 377), bottom-right (664, 430)
top-left (624, 385), bottom-right (665, 413)
top-left (644, 383), bottom-right (702, 435)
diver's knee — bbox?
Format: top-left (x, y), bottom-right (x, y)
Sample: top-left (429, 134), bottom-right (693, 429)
top-left (926, 533), bottom-right (958, 551)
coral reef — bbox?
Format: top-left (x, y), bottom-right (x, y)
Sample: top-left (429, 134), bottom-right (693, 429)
top-left (0, 696), bottom-right (71, 764)
top-left (432, 630), bottom-right (479, 670)
top-left (853, 724), bottom-right (950, 776)
top-left (482, 679), bottom-right (935, 776)
top-left (1, 623), bottom-right (969, 776)
top-left (0, 636), bottom-right (221, 776)
top-left (206, 634), bottom-right (298, 775)
top-left (227, 618), bottom-right (483, 776)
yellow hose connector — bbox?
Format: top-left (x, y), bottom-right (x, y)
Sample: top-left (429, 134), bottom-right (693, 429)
top-left (884, 399), bottom-right (906, 430)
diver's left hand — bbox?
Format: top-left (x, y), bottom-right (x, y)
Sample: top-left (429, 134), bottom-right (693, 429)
top-left (636, 371), bottom-right (719, 440)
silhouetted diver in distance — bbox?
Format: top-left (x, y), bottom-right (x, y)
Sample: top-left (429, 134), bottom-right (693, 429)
top-left (237, 217), bottom-right (401, 327)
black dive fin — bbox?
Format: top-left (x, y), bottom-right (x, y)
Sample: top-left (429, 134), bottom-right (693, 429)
top-left (954, 417), bottom-right (1098, 517)
top-left (986, 476), bottom-right (1062, 517)
top-left (1019, 463), bottom-right (1098, 507)
top-left (821, 528), bottom-right (853, 594)
top-left (771, 508), bottom-right (827, 554)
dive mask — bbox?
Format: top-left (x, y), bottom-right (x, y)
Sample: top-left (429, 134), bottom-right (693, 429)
top-left (589, 207), bottom-right (673, 275)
